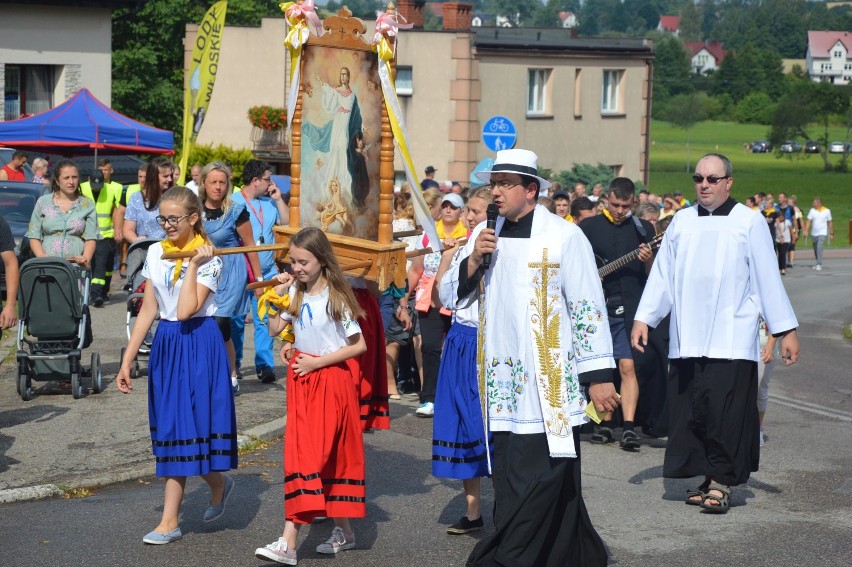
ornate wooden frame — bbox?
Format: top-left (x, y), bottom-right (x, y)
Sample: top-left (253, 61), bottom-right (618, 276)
top-left (274, 6), bottom-right (406, 290)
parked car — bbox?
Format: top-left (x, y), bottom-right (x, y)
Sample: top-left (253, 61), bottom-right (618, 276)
top-left (0, 181), bottom-right (45, 295)
top-left (779, 141), bottom-right (802, 153)
top-left (750, 140), bottom-right (772, 153)
top-left (828, 141), bottom-right (847, 154)
top-left (805, 140), bottom-right (820, 153)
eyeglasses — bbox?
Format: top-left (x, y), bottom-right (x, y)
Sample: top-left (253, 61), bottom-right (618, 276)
top-left (260, 176), bottom-right (273, 183)
top-left (155, 214), bottom-right (191, 227)
top-left (489, 180), bottom-right (525, 191)
top-left (692, 175), bottom-right (729, 185)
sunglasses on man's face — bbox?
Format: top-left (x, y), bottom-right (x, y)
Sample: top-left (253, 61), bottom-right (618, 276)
top-left (692, 175), bottom-right (729, 185)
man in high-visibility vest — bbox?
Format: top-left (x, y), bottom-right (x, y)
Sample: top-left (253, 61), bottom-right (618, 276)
top-left (80, 159), bottom-right (125, 307)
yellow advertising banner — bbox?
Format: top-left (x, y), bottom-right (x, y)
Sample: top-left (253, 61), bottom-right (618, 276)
top-left (179, 0), bottom-right (227, 184)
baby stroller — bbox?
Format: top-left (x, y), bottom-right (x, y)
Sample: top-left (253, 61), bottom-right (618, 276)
top-left (16, 258), bottom-right (103, 401)
top-left (120, 238), bottom-right (160, 378)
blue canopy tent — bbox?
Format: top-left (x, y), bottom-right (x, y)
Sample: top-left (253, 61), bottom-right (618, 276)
top-left (0, 88), bottom-right (174, 156)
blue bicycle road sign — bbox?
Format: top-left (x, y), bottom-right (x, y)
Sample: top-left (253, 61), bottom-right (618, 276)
top-left (482, 115), bottom-right (517, 152)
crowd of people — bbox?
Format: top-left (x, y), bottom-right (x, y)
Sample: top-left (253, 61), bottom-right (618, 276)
top-left (0, 148), bottom-right (813, 565)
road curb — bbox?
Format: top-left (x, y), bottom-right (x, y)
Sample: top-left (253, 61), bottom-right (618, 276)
top-left (0, 417), bottom-right (287, 505)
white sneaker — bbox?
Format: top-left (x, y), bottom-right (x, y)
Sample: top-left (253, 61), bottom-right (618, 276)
top-left (255, 537), bottom-right (298, 565)
top-left (759, 428), bottom-right (765, 447)
top-left (815, 264), bottom-right (822, 271)
top-left (415, 401), bottom-right (435, 417)
top-left (316, 526), bottom-right (356, 554)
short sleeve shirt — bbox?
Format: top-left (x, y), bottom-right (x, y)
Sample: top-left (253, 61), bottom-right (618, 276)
top-left (281, 286), bottom-right (362, 356)
top-left (125, 192), bottom-right (166, 240)
top-left (25, 194), bottom-right (99, 257)
top-left (141, 242), bottom-right (222, 320)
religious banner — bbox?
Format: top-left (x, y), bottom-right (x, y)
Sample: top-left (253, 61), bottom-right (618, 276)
top-left (179, 0), bottom-right (227, 184)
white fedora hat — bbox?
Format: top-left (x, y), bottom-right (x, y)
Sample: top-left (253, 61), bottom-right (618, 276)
top-left (474, 149), bottom-right (551, 191)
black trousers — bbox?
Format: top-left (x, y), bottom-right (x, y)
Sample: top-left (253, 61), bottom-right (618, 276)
top-left (417, 307), bottom-right (450, 404)
top-left (90, 237), bottom-right (117, 300)
top-left (665, 358), bottom-right (759, 486)
top-left (467, 430), bottom-right (608, 567)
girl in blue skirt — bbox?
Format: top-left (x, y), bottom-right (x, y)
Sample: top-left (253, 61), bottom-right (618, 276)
top-left (432, 187), bottom-right (494, 535)
top-left (117, 185), bottom-right (237, 545)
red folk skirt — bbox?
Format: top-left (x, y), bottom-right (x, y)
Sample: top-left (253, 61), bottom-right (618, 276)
top-left (283, 351), bottom-right (366, 524)
top-left (352, 288), bottom-right (390, 431)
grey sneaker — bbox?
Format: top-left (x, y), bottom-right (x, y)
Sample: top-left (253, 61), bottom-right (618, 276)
top-left (255, 537), bottom-right (297, 565)
top-left (316, 526), bottom-right (355, 554)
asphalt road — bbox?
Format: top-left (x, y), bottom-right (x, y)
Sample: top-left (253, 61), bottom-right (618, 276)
top-left (0, 255), bottom-right (850, 566)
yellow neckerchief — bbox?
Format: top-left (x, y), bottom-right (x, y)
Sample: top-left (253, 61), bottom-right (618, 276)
top-left (257, 287), bottom-right (295, 341)
top-left (160, 233), bottom-right (206, 288)
top-left (764, 206), bottom-right (776, 216)
top-left (601, 207), bottom-right (616, 224)
top-left (436, 219), bottom-right (467, 240)
top-left (565, 213), bottom-right (574, 223)
top-left (817, 206), bottom-right (827, 212)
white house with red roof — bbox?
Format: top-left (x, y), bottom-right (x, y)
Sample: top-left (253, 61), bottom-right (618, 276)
top-left (684, 41), bottom-right (728, 75)
top-left (806, 30), bottom-right (852, 84)
top-left (657, 15), bottom-right (680, 36)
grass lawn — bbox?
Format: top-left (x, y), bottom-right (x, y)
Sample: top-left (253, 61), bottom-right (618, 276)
top-left (648, 120), bottom-right (851, 247)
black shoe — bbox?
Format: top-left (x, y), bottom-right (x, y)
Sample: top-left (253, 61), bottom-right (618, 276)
top-left (93, 296), bottom-right (104, 308)
top-left (257, 366), bottom-right (276, 383)
top-left (233, 382), bottom-right (241, 397)
top-left (589, 426), bottom-right (614, 444)
top-left (447, 515), bottom-right (484, 535)
top-left (620, 429), bottom-right (641, 452)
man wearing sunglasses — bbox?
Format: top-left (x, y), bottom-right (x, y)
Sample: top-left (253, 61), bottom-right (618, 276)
top-left (631, 153), bottom-right (800, 515)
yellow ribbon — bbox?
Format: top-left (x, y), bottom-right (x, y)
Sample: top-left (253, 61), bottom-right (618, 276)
top-left (257, 286), bottom-right (296, 342)
top-left (160, 233), bottom-right (207, 288)
top-left (601, 207), bottom-right (616, 224)
top-left (258, 287), bottom-right (291, 320)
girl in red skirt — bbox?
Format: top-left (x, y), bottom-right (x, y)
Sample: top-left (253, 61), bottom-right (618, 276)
top-left (255, 227), bottom-right (367, 565)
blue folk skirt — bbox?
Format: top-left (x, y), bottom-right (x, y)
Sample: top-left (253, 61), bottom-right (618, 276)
top-left (148, 317), bottom-right (238, 477)
top-left (432, 322), bottom-right (492, 480)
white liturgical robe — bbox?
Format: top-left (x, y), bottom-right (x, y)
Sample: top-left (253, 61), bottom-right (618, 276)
top-left (442, 206), bottom-right (615, 458)
top-left (635, 203), bottom-right (798, 361)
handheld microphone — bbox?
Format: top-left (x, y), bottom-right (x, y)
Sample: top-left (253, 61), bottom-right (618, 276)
top-left (483, 203), bottom-right (499, 269)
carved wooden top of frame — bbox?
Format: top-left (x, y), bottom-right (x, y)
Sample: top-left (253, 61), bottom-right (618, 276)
top-left (312, 7), bottom-right (369, 51)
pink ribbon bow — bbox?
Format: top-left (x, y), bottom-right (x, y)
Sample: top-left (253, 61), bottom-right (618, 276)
top-left (284, 0), bottom-right (323, 37)
top-left (371, 12), bottom-right (413, 46)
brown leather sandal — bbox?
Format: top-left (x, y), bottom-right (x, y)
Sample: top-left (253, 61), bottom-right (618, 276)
top-left (699, 482), bottom-right (730, 514)
top-left (685, 479), bottom-right (710, 506)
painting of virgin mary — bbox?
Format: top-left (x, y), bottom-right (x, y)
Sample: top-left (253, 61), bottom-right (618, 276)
top-left (300, 47), bottom-right (381, 240)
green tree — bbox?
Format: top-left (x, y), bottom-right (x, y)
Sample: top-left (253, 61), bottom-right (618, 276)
top-left (529, 0), bottom-right (562, 27)
top-left (653, 36), bottom-right (693, 103)
top-left (664, 92), bottom-right (712, 171)
top-left (712, 44), bottom-right (784, 103)
top-left (485, 0), bottom-right (540, 26)
top-left (734, 92), bottom-right (775, 125)
top-left (112, 1), bottom-right (283, 146)
top-left (678, 0), bottom-right (702, 42)
top-left (550, 163), bottom-right (616, 191)
top-left (769, 80), bottom-right (851, 171)
top-left (324, 0), bottom-right (384, 19)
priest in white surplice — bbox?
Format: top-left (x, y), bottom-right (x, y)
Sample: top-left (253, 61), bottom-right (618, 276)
top-left (441, 149), bottom-right (617, 567)
top-left (632, 153), bottom-right (800, 515)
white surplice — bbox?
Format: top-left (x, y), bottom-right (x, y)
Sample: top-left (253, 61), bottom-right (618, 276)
top-left (442, 206), bottom-right (615, 458)
top-left (635, 204), bottom-right (798, 362)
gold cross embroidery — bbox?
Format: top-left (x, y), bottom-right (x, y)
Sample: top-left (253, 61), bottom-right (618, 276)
top-left (529, 248), bottom-right (563, 409)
